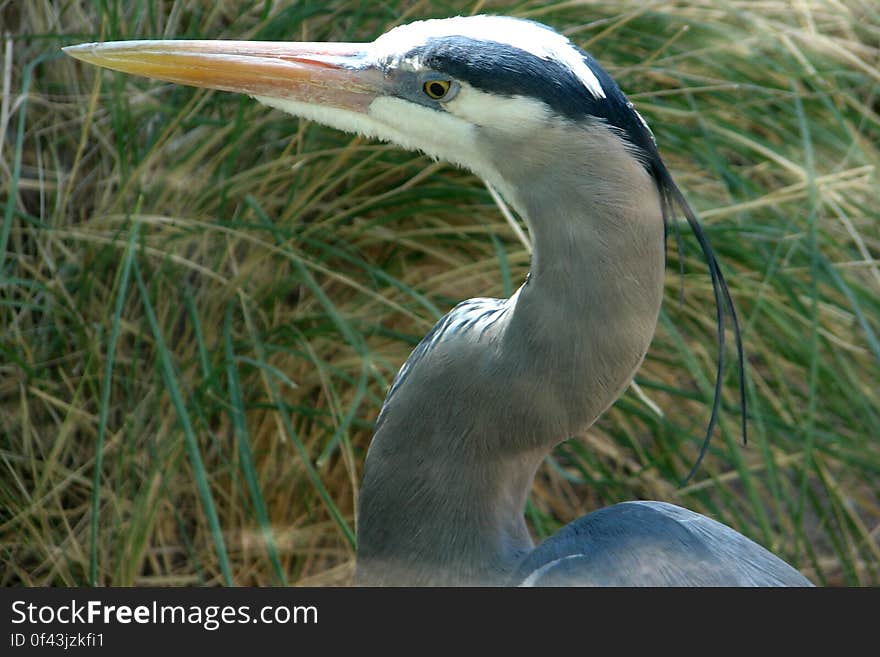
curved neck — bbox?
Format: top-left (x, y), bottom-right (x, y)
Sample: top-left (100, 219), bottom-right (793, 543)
top-left (356, 122), bottom-right (666, 585)
top-left (496, 122), bottom-right (667, 441)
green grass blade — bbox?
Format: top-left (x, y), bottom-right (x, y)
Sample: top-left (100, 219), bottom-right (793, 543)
top-left (133, 259), bottom-right (234, 585)
top-left (89, 218), bottom-right (141, 585)
top-left (223, 303), bottom-right (287, 585)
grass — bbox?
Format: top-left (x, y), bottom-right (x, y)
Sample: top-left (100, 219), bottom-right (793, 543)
top-left (2, 0), bottom-right (878, 586)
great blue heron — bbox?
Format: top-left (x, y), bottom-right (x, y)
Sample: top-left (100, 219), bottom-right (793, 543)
top-left (65, 15), bottom-right (813, 586)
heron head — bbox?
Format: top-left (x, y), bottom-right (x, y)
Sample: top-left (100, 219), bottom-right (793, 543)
top-left (64, 16), bottom-right (658, 190)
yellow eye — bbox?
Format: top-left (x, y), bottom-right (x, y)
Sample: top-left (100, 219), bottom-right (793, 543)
top-left (423, 79), bottom-right (452, 100)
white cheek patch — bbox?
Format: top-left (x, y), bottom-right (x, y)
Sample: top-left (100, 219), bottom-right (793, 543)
top-left (444, 83), bottom-right (550, 135)
top-left (255, 94), bottom-right (459, 160)
top-left (372, 15), bottom-right (606, 100)
top-left (254, 93), bottom-right (507, 191)
top-left (367, 96), bottom-right (495, 175)
top-left (254, 96), bottom-right (387, 141)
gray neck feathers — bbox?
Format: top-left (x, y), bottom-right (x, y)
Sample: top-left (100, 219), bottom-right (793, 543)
top-left (355, 120), bottom-right (666, 585)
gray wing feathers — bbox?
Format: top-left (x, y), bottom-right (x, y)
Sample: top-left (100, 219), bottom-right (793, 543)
top-left (375, 297), bottom-right (508, 431)
top-left (514, 501), bottom-right (813, 586)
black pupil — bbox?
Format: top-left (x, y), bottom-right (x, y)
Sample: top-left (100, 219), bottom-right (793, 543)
top-left (428, 82), bottom-right (446, 98)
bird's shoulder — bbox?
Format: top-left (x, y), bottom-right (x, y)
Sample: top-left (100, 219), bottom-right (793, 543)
top-left (375, 296), bottom-right (509, 431)
top-left (512, 501), bottom-right (813, 586)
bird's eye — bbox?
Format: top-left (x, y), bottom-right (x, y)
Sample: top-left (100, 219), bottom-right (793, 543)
top-left (423, 79), bottom-right (452, 100)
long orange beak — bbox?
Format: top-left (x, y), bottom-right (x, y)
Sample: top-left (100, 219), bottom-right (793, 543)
top-left (63, 40), bottom-right (383, 111)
